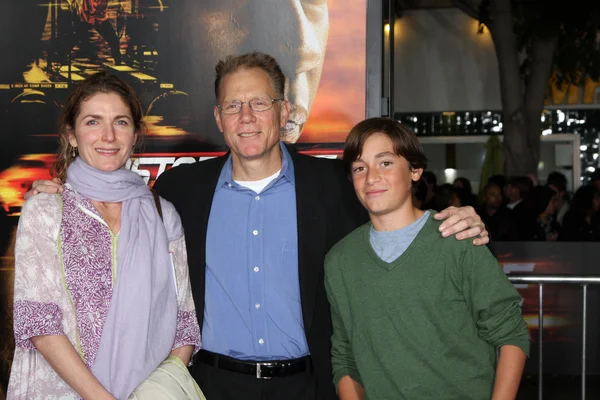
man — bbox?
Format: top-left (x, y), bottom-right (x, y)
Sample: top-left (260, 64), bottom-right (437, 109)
top-left (504, 176), bottom-right (533, 211)
top-left (479, 182), bottom-right (519, 241)
top-left (325, 118), bottom-right (528, 399)
top-left (152, 52), bottom-right (489, 399)
top-left (504, 176), bottom-right (534, 239)
top-left (28, 52), bottom-right (488, 400)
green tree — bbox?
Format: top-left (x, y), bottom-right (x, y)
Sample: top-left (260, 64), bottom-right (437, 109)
top-left (452, 0), bottom-right (600, 177)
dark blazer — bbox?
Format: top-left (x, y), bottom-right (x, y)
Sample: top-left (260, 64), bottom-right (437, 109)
top-left (153, 144), bottom-right (368, 400)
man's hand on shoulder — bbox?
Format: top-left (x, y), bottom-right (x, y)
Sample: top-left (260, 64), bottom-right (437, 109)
top-left (24, 178), bottom-right (64, 200)
top-left (434, 206), bottom-right (489, 246)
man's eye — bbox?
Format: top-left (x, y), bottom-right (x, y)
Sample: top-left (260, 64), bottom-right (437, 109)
top-left (86, 120), bottom-right (98, 125)
top-left (225, 102), bottom-right (240, 110)
top-left (253, 99), bottom-right (269, 106)
top-left (353, 166), bottom-right (364, 173)
top-left (382, 161), bottom-right (392, 167)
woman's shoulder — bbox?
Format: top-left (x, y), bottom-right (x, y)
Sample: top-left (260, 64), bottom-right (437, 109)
top-left (21, 193), bottom-right (62, 219)
top-left (19, 193), bottom-right (63, 235)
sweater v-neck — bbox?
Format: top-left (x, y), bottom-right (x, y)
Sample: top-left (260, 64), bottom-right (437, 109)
top-left (362, 212), bottom-right (436, 271)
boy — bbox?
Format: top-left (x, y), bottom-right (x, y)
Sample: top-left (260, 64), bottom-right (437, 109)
top-left (324, 117), bottom-right (529, 400)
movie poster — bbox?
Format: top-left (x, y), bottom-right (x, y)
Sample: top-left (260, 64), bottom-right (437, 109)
top-left (0, 1), bottom-right (367, 395)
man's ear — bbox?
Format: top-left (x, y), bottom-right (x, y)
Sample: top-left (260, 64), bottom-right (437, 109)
top-left (214, 106), bottom-right (224, 133)
top-left (279, 100), bottom-right (290, 128)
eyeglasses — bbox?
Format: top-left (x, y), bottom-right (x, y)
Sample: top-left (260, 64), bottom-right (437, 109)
top-left (217, 97), bottom-right (283, 115)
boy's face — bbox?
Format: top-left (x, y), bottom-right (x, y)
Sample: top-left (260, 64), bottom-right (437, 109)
top-left (351, 133), bottom-right (422, 218)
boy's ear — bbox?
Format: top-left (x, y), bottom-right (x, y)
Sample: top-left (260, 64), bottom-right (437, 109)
top-left (411, 168), bottom-right (423, 182)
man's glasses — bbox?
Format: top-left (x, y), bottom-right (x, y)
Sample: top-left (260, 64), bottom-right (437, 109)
top-left (217, 97), bottom-right (283, 115)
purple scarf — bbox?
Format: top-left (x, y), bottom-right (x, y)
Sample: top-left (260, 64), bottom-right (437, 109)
top-left (66, 158), bottom-right (177, 399)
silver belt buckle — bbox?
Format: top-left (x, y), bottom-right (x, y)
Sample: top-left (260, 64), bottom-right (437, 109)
top-left (256, 362), bottom-right (275, 379)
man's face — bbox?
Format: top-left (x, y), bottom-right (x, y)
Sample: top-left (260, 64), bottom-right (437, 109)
top-left (214, 68), bottom-right (289, 163)
top-left (351, 133), bottom-right (422, 218)
top-left (484, 184), bottom-right (503, 209)
top-left (165, 0), bottom-right (329, 143)
top-left (504, 183), bottom-right (520, 202)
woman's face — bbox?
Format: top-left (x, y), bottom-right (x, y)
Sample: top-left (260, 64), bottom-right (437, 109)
top-left (68, 92), bottom-right (137, 172)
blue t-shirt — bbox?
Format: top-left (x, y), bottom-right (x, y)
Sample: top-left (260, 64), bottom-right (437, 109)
top-left (369, 211), bottom-right (430, 262)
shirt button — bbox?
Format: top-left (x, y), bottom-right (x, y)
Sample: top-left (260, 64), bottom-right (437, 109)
top-left (258, 338), bottom-right (264, 345)
top-left (255, 303), bottom-right (261, 309)
top-left (255, 195), bottom-right (260, 201)
top-left (252, 230), bottom-right (258, 236)
top-left (254, 266), bottom-right (260, 272)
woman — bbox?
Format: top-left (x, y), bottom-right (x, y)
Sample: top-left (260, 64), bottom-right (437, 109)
top-left (8, 72), bottom-right (202, 399)
top-left (560, 185), bottom-right (600, 241)
top-left (527, 185), bottom-right (561, 241)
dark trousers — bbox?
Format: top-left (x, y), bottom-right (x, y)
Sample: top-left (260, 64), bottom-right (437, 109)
top-left (193, 361), bottom-right (321, 400)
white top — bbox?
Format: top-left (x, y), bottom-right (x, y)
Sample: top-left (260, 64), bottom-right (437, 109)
top-left (507, 199), bottom-right (523, 210)
top-left (234, 170), bottom-right (281, 193)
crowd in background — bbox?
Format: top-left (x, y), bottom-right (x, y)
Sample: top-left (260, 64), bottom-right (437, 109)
top-left (414, 170), bottom-right (600, 242)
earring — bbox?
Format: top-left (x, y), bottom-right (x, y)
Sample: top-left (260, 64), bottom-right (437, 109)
top-left (71, 147), bottom-right (77, 158)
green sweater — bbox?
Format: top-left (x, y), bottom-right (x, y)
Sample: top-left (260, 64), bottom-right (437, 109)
top-left (324, 214), bottom-right (530, 400)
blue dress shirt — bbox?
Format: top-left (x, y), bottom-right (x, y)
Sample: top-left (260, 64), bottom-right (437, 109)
top-left (202, 143), bottom-right (309, 360)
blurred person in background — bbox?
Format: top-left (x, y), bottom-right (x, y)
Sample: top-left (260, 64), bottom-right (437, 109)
top-left (412, 178), bottom-right (428, 210)
top-left (504, 176), bottom-right (534, 240)
top-left (590, 170), bottom-right (600, 192)
top-left (453, 177), bottom-right (476, 206)
top-left (546, 171), bottom-right (570, 226)
top-left (478, 182), bottom-right (518, 241)
top-left (560, 185), bottom-right (600, 241)
top-left (526, 185), bottom-right (561, 241)
top-left (433, 183), bottom-right (456, 211)
top-left (421, 170), bottom-right (438, 210)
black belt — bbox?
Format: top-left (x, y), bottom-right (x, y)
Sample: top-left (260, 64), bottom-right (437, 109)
top-left (196, 349), bottom-right (311, 379)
